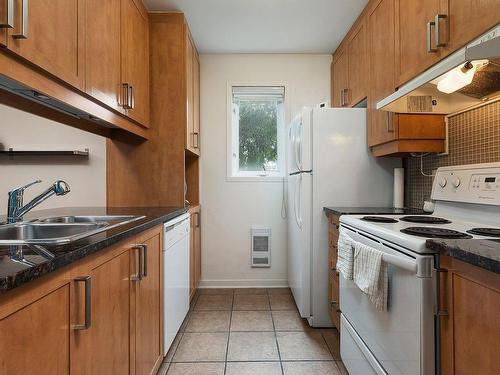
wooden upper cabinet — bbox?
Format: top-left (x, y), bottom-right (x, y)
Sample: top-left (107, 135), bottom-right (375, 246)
top-left (395, 0), bottom-right (441, 86)
top-left (5, 0), bottom-right (84, 89)
top-left (0, 285), bottom-right (71, 375)
top-left (186, 30), bottom-right (200, 155)
top-left (121, 0), bottom-right (150, 128)
top-left (132, 226), bottom-right (163, 375)
top-left (85, 0), bottom-right (122, 112)
top-left (368, 0), bottom-right (398, 147)
top-left (332, 49), bottom-right (348, 107)
top-left (439, 0), bottom-right (500, 57)
top-left (347, 21), bottom-right (367, 106)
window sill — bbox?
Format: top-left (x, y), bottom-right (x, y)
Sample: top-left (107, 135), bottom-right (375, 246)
top-left (226, 175), bottom-right (285, 183)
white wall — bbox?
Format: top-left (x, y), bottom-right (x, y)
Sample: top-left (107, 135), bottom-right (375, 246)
top-left (200, 54), bottom-right (331, 287)
top-left (0, 104), bottom-right (106, 214)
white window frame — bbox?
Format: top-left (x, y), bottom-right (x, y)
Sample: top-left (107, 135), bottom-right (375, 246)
top-left (226, 82), bottom-right (289, 182)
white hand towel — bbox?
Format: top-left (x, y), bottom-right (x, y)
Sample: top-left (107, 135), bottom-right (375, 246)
top-left (337, 229), bottom-right (354, 280)
top-left (353, 242), bottom-right (388, 311)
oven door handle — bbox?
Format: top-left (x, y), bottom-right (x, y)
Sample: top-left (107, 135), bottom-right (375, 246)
top-left (381, 252), bottom-right (417, 274)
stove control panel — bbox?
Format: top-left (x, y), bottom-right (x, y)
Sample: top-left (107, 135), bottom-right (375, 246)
top-left (431, 163), bottom-right (500, 205)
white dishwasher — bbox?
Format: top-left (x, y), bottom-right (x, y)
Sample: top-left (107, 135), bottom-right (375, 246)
top-left (163, 213), bottom-right (190, 354)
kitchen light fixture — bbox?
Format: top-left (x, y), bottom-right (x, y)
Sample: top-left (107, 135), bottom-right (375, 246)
top-left (436, 60), bottom-right (489, 94)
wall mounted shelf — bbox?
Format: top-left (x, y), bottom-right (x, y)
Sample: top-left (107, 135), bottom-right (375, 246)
top-left (0, 148), bottom-right (90, 158)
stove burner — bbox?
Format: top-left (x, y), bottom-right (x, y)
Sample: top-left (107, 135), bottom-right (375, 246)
top-left (467, 228), bottom-right (500, 237)
top-left (400, 216), bottom-right (451, 224)
top-left (361, 216), bottom-right (398, 223)
top-left (401, 227), bottom-right (472, 239)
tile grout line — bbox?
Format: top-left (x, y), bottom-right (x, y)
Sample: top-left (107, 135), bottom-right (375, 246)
top-left (269, 291), bottom-right (285, 375)
top-left (223, 290), bottom-right (235, 375)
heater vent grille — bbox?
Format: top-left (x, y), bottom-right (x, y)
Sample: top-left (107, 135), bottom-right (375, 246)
top-left (251, 227), bottom-right (271, 267)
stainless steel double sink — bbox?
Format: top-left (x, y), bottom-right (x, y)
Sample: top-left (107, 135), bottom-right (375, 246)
top-left (0, 215), bottom-right (145, 245)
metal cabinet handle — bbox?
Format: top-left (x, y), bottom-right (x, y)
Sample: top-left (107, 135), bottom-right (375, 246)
top-left (386, 112), bottom-right (395, 133)
top-left (436, 268), bottom-right (449, 316)
top-left (193, 132), bottom-right (199, 149)
top-left (121, 83), bottom-right (129, 109)
top-left (131, 245), bottom-right (142, 281)
top-left (194, 212), bottom-right (200, 227)
top-left (141, 244), bottom-right (147, 278)
top-left (342, 88), bottom-right (349, 107)
top-left (435, 14), bottom-right (448, 47)
top-left (0, 0), bottom-right (14, 28)
top-left (128, 85), bottom-right (134, 109)
top-left (339, 89), bottom-right (344, 106)
top-left (426, 21), bottom-right (437, 53)
top-left (11, 0), bottom-right (27, 39)
top-left (73, 276), bottom-right (92, 330)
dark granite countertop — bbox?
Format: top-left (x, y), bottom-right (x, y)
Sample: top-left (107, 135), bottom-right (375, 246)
top-left (323, 206), bottom-right (427, 216)
top-left (0, 206), bottom-right (188, 294)
top-left (427, 239), bottom-right (500, 274)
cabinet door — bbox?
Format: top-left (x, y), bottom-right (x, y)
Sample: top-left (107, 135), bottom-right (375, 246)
top-left (186, 32), bottom-right (196, 153)
top-left (440, 0), bottom-right (500, 57)
top-left (347, 21), bottom-right (367, 106)
top-left (368, 0), bottom-right (398, 147)
top-left (133, 227), bottom-right (163, 375)
top-left (189, 211), bottom-right (196, 299)
top-left (85, 0), bottom-right (122, 111)
top-left (71, 250), bottom-right (131, 375)
top-left (121, 0), bottom-right (150, 127)
top-left (6, 0), bottom-right (84, 89)
top-left (193, 50), bottom-right (201, 154)
top-left (332, 49), bottom-right (348, 107)
top-left (0, 285), bottom-right (71, 374)
top-left (395, 0), bottom-right (441, 86)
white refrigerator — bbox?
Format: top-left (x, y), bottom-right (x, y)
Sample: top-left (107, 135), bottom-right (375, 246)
top-left (286, 107), bottom-right (401, 327)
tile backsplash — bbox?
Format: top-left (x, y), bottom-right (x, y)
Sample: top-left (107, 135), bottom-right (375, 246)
top-left (404, 100), bottom-right (500, 209)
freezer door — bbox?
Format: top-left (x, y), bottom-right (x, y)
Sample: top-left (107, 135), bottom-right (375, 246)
top-left (287, 108), bottom-right (313, 174)
top-left (287, 172), bottom-right (312, 319)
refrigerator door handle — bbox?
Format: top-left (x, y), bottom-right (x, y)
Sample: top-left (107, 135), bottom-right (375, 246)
top-left (295, 121), bottom-right (302, 172)
top-left (295, 174), bottom-right (303, 229)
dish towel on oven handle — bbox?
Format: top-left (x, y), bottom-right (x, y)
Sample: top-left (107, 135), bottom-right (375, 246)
top-left (337, 228), bottom-right (354, 280)
top-left (353, 241), bottom-right (388, 311)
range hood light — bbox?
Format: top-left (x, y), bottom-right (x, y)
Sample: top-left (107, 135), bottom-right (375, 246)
top-left (436, 60), bottom-right (489, 94)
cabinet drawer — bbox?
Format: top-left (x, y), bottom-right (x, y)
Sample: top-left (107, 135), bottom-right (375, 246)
top-left (328, 270), bottom-right (341, 329)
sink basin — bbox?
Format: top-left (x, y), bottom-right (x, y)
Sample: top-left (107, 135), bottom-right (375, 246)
top-left (32, 215), bottom-right (143, 224)
top-left (0, 223), bottom-right (106, 244)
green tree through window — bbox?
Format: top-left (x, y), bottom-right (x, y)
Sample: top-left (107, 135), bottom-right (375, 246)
top-left (238, 99), bottom-right (279, 171)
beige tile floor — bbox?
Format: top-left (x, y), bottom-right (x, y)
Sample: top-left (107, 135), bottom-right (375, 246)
top-left (158, 288), bottom-right (348, 375)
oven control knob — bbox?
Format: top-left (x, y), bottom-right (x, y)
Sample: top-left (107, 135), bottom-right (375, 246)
top-left (452, 177), bottom-right (461, 188)
top-left (439, 178), bottom-right (447, 188)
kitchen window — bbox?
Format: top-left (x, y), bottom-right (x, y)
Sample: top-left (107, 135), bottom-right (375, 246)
top-left (228, 85), bottom-right (285, 181)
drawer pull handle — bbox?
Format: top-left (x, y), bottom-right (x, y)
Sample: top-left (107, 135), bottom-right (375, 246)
top-left (73, 276), bottom-right (92, 330)
top-left (435, 14), bottom-right (448, 47)
top-left (426, 21), bottom-right (437, 53)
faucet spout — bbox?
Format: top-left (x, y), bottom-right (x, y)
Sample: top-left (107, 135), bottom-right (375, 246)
top-left (7, 180), bottom-right (71, 223)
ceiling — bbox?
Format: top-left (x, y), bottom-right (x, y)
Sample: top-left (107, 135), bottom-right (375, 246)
top-left (144, 0), bottom-right (368, 54)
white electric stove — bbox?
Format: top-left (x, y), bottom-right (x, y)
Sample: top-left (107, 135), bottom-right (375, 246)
top-left (338, 162), bottom-right (500, 375)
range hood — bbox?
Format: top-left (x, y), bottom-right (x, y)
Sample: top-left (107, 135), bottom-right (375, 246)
top-left (378, 25), bottom-right (500, 114)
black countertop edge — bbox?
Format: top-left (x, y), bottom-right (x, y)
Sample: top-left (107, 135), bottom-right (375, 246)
top-left (323, 206), bottom-right (427, 216)
top-left (427, 239), bottom-right (500, 274)
top-left (0, 206), bottom-right (188, 295)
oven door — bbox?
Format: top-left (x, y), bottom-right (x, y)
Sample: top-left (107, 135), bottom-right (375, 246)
top-left (339, 224), bottom-right (435, 375)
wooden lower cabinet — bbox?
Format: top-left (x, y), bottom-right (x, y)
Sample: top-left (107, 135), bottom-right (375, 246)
top-left (326, 212), bottom-right (341, 329)
top-left (132, 226), bottom-right (163, 375)
top-left (189, 205), bottom-right (201, 300)
top-left (439, 256), bottom-right (500, 375)
top-left (0, 225), bottom-right (164, 375)
top-left (0, 284), bottom-right (71, 374)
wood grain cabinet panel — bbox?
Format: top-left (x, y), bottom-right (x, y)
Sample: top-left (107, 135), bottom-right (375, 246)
top-left (189, 205), bottom-right (201, 301)
top-left (186, 31), bottom-right (200, 155)
top-left (332, 49), bottom-right (348, 107)
top-left (440, 0), bottom-right (500, 57)
top-left (367, 0), bottom-right (398, 147)
top-left (0, 285), bottom-right (71, 375)
top-left (71, 249), bottom-right (131, 375)
top-left (395, 0), bottom-right (441, 86)
top-left (121, 0), bottom-right (150, 127)
top-left (85, 0), bottom-right (122, 112)
top-left (6, 0), bottom-right (84, 89)
top-left (133, 226), bottom-right (163, 375)
top-left (347, 21), bottom-right (367, 106)
top-left (440, 257), bottom-right (500, 375)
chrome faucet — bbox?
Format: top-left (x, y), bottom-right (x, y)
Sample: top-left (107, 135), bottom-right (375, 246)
top-left (7, 180), bottom-right (71, 223)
